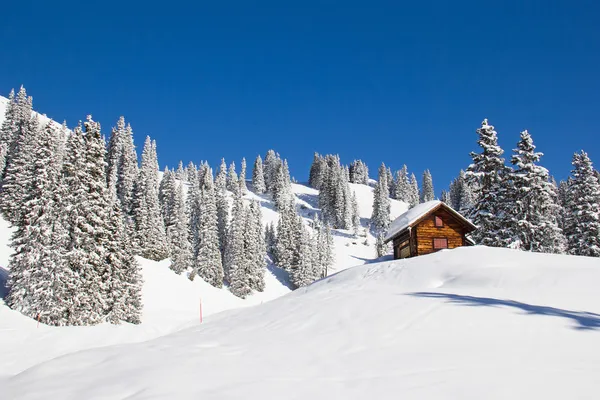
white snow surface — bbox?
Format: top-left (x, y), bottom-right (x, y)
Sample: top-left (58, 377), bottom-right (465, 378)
top-left (385, 200), bottom-right (442, 241)
top-left (2, 247), bottom-right (600, 399)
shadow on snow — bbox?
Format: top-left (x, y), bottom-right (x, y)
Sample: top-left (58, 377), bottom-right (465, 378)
top-left (409, 292), bottom-right (600, 331)
top-left (0, 266), bottom-right (8, 300)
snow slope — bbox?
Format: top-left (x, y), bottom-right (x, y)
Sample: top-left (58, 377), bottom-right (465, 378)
top-left (3, 247), bottom-right (600, 399)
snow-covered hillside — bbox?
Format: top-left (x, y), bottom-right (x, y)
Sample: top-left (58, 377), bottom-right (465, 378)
top-left (3, 247), bottom-right (600, 399)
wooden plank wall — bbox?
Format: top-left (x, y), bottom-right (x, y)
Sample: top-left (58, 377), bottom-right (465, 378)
top-left (415, 208), bottom-right (464, 256)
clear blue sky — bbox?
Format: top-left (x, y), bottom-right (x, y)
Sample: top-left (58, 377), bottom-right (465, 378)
top-left (1, 1), bottom-right (599, 191)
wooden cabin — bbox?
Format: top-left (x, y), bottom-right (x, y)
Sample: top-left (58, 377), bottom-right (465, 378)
top-left (384, 201), bottom-right (476, 259)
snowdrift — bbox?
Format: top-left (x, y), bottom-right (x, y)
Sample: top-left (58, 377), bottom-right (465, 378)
top-left (3, 246), bottom-right (600, 399)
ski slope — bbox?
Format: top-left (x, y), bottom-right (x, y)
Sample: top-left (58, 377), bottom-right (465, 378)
top-left (3, 247), bottom-right (600, 399)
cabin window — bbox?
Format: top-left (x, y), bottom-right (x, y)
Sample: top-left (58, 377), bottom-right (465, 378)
top-left (433, 238), bottom-right (448, 250)
top-left (434, 215), bottom-right (443, 227)
top-left (400, 245), bottom-right (411, 258)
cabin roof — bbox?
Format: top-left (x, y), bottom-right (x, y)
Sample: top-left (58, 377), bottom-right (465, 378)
top-left (384, 201), bottom-right (476, 243)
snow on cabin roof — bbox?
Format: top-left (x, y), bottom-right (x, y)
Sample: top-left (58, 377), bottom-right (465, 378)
top-left (384, 201), bottom-right (442, 242)
top-left (384, 200), bottom-right (476, 243)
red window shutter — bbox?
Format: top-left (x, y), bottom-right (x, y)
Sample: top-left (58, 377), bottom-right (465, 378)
top-left (433, 238), bottom-right (448, 249)
top-left (434, 215), bottom-right (443, 227)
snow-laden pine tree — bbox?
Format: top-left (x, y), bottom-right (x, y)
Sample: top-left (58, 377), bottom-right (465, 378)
top-left (563, 151), bottom-right (600, 257)
top-left (408, 173), bottom-right (420, 208)
top-left (159, 169), bottom-right (177, 228)
top-left (62, 117), bottom-right (114, 325)
top-left (309, 152), bottom-right (326, 189)
top-left (227, 161), bottom-right (239, 194)
top-left (0, 89), bottom-right (38, 224)
top-left (466, 119), bottom-right (514, 247)
top-left (349, 159), bottom-right (369, 184)
top-left (0, 89), bottom-right (16, 176)
top-left (393, 165), bottom-right (409, 202)
top-left (351, 190), bottom-right (360, 236)
top-left (104, 200), bottom-right (143, 325)
top-left (186, 161), bottom-right (197, 183)
top-left (272, 160), bottom-right (293, 211)
top-left (197, 161), bottom-right (209, 189)
top-left (376, 233), bottom-right (388, 258)
top-left (5, 120), bottom-right (72, 326)
top-left (449, 170), bottom-right (476, 216)
top-left (275, 199), bottom-right (298, 272)
top-left (291, 225), bottom-right (316, 288)
top-left (1, 87), bottom-right (32, 182)
top-left (264, 149), bottom-right (282, 193)
top-left (191, 169), bottom-right (224, 287)
top-left (225, 193), bottom-right (252, 298)
top-left (420, 169), bottom-right (435, 203)
top-left (440, 190), bottom-right (450, 204)
top-left (371, 163), bottom-right (391, 232)
top-left (175, 161), bottom-right (185, 180)
top-left (132, 136), bottom-right (169, 260)
top-left (239, 157), bottom-right (248, 195)
top-left (215, 160), bottom-right (229, 258)
top-left (167, 181), bottom-right (193, 274)
top-left (265, 222), bottom-right (277, 259)
top-left (386, 167), bottom-right (395, 197)
top-left (252, 155), bottom-right (266, 194)
top-left (318, 154), bottom-right (353, 229)
top-left (106, 117), bottom-right (138, 217)
top-left (245, 200), bottom-right (266, 292)
top-left (508, 130), bottom-right (566, 253)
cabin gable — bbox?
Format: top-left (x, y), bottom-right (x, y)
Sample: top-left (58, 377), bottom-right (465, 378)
top-left (414, 208), bottom-right (465, 256)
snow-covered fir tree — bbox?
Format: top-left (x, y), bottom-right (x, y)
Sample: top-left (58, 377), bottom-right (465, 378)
top-left (508, 130), bottom-right (565, 253)
top-left (244, 200), bottom-right (266, 292)
top-left (61, 117), bottom-right (114, 325)
top-left (0, 88), bottom-right (16, 176)
top-left (225, 193), bottom-right (252, 298)
top-left (449, 170), bottom-right (476, 216)
top-left (349, 159), bottom-right (369, 184)
top-left (106, 117), bottom-right (138, 217)
top-left (376, 233), bottom-right (388, 258)
top-left (0, 89), bottom-right (38, 224)
top-left (263, 149), bottom-right (281, 193)
top-left (272, 159), bottom-right (293, 211)
top-left (175, 161), bottom-right (185, 180)
top-left (239, 157), bottom-right (248, 195)
top-left (386, 167), bottom-right (395, 197)
top-left (466, 119), bottom-right (514, 247)
top-left (420, 169), bottom-right (435, 203)
top-left (5, 119), bottom-right (71, 326)
top-left (317, 154), bottom-right (354, 229)
top-left (563, 151), bottom-right (600, 257)
top-left (132, 136), bottom-right (168, 260)
top-left (440, 190), bottom-right (450, 204)
top-left (185, 161), bottom-right (197, 183)
top-left (408, 173), bottom-right (420, 208)
top-left (252, 155), bottom-right (266, 194)
top-left (308, 152), bottom-right (325, 189)
top-left (1, 87), bottom-right (32, 183)
top-left (104, 200), bottom-right (143, 325)
top-left (351, 191), bottom-right (360, 236)
top-left (227, 161), bottom-right (239, 194)
top-left (291, 223), bottom-right (317, 288)
top-left (393, 165), bottom-right (409, 202)
top-left (275, 199), bottom-right (298, 272)
top-left (190, 169), bottom-right (224, 287)
top-left (265, 222), bottom-right (277, 259)
top-left (215, 159), bottom-right (229, 258)
top-left (371, 163), bottom-right (391, 232)
top-left (166, 181), bottom-right (193, 274)
top-left (158, 169), bottom-right (177, 228)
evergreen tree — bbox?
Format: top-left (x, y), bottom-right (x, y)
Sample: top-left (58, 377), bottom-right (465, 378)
top-left (420, 169), bottom-right (435, 203)
top-left (132, 136), bottom-right (169, 260)
top-left (376, 233), bottom-right (388, 258)
top-left (252, 155), bottom-right (266, 194)
top-left (245, 200), bottom-right (266, 292)
top-left (291, 225), bottom-right (316, 288)
top-left (227, 161), bottom-right (238, 193)
top-left (0, 89), bottom-right (38, 224)
top-left (563, 151), bottom-right (600, 257)
top-left (175, 161), bottom-right (185, 180)
top-left (264, 149), bottom-right (281, 192)
top-left (275, 201), bottom-right (298, 272)
top-left (265, 222), bottom-right (277, 259)
top-left (0, 89), bottom-right (16, 176)
top-left (449, 170), bottom-right (476, 215)
top-left (440, 190), bottom-right (450, 204)
top-left (225, 194), bottom-right (252, 297)
top-left (1, 86), bottom-right (32, 182)
top-left (239, 157), bottom-right (248, 195)
top-left (351, 190), bottom-right (360, 236)
top-left (186, 161), bottom-right (197, 183)
top-left (215, 158), bottom-right (227, 192)
top-left (371, 163), bottom-right (391, 232)
top-left (393, 165), bottom-right (410, 202)
top-left (158, 169), bottom-right (177, 228)
top-left (5, 118), bottom-right (71, 325)
top-left (309, 152), bottom-right (326, 189)
top-left (349, 159), bottom-right (369, 184)
top-left (386, 167), bottom-right (395, 197)
top-left (106, 117), bottom-right (139, 217)
top-left (408, 173), bottom-right (420, 208)
top-left (509, 130), bottom-right (566, 253)
top-left (62, 117), bottom-right (113, 325)
top-left (167, 181), bottom-right (193, 274)
top-left (272, 160), bottom-right (293, 211)
top-left (466, 119), bottom-right (513, 247)
top-left (191, 170), bottom-right (224, 287)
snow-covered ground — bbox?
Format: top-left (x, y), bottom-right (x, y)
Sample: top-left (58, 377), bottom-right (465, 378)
top-left (3, 247), bottom-right (600, 399)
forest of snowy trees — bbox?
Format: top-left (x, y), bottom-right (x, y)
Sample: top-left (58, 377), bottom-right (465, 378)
top-left (1, 87), bottom-right (599, 326)
top-left (0, 87), bottom-right (333, 326)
